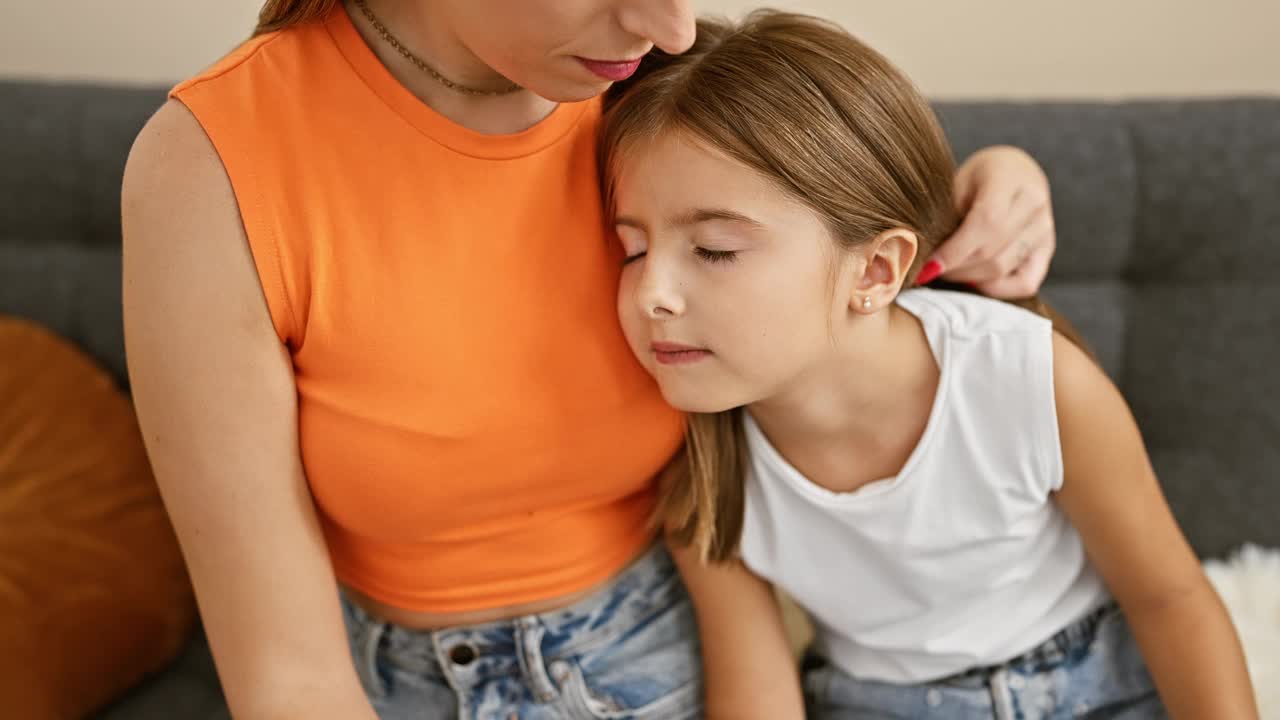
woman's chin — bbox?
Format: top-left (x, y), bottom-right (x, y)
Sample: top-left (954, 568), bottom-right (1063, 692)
top-left (521, 69), bottom-right (613, 103)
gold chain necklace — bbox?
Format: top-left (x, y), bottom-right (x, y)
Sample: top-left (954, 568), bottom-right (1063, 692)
top-left (352, 0), bottom-right (521, 97)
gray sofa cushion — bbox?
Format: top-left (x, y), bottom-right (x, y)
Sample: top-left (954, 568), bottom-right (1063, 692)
top-left (2, 80), bottom-right (1277, 716)
top-left (94, 633), bottom-right (227, 720)
top-left (0, 82), bottom-right (161, 385)
top-left (939, 100), bottom-right (1280, 557)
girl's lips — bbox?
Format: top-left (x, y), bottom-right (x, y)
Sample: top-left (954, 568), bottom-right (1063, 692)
top-left (577, 57), bottom-right (643, 81)
top-left (652, 342), bottom-right (712, 366)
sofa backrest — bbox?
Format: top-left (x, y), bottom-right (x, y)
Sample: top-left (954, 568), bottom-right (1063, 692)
top-left (939, 99), bottom-right (1280, 557)
top-left (2, 80), bottom-right (1277, 557)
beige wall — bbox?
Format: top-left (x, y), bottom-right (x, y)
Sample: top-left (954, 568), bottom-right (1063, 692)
top-left (2, 0), bottom-right (1277, 98)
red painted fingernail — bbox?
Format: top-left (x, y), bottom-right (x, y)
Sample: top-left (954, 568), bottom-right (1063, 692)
top-left (916, 260), bottom-right (943, 285)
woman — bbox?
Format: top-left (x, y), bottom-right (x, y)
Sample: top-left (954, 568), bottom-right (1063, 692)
top-left (121, 1), bottom-right (1062, 717)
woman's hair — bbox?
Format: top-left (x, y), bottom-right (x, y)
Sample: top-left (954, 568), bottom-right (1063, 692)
top-left (600, 11), bottom-right (1089, 563)
top-left (254, 0), bottom-right (339, 35)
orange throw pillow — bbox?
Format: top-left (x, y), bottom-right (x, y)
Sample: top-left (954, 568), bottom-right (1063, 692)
top-left (0, 317), bottom-right (196, 719)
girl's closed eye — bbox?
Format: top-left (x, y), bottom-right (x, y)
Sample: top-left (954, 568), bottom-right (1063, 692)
top-left (693, 230), bottom-right (747, 264)
top-left (616, 225), bottom-right (647, 265)
top-left (694, 247), bottom-right (738, 264)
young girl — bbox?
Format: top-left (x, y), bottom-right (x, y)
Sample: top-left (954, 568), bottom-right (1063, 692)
top-left (600, 11), bottom-right (1257, 720)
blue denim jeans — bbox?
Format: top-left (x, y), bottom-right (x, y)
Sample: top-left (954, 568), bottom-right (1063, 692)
top-left (341, 543), bottom-right (703, 719)
top-left (804, 604), bottom-right (1166, 719)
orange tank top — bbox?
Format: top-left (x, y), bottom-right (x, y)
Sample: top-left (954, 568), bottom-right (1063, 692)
top-left (171, 7), bottom-right (684, 612)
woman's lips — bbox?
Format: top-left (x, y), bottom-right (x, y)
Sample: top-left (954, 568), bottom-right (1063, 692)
top-left (577, 57), bottom-right (643, 81)
top-left (652, 341), bottom-right (712, 366)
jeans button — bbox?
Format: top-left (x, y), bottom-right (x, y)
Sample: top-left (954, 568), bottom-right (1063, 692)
top-left (926, 688), bottom-right (943, 707)
top-left (448, 642), bottom-right (478, 666)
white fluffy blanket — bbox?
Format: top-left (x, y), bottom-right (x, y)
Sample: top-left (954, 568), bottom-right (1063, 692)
top-left (1204, 544), bottom-right (1280, 718)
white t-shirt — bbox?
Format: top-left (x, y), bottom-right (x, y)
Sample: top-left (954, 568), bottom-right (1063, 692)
top-left (739, 288), bottom-right (1109, 684)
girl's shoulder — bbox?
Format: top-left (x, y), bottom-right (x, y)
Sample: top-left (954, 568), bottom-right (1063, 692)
top-left (897, 287), bottom-right (1052, 346)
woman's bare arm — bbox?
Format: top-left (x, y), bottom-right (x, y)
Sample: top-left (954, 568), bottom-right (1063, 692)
top-left (122, 100), bottom-right (378, 720)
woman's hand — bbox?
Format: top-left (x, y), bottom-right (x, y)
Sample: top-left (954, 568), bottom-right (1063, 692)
top-left (920, 145), bottom-right (1056, 299)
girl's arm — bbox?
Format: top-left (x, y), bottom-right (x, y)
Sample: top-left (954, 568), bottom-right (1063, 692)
top-left (668, 542), bottom-right (805, 720)
top-left (1050, 333), bottom-right (1258, 719)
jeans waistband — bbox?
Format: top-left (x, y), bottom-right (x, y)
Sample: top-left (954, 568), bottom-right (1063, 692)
top-left (342, 542), bottom-right (683, 682)
top-left (938, 602), bottom-right (1117, 687)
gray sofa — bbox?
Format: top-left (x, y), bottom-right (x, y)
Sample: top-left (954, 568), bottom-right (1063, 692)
top-left (2, 79), bottom-right (1277, 718)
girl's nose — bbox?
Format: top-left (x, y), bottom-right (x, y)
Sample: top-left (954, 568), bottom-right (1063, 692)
top-left (636, 255), bottom-right (686, 320)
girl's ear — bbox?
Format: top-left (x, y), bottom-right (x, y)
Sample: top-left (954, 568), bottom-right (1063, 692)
top-left (849, 228), bottom-right (919, 313)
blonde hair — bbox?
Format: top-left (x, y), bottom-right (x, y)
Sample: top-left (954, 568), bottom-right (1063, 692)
top-left (600, 11), bottom-right (1089, 562)
top-left (254, 0), bottom-right (340, 35)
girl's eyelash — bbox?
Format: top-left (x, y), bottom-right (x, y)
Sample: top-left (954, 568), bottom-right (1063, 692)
top-left (622, 248), bottom-right (737, 265)
top-left (695, 247), bottom-right (738, 264)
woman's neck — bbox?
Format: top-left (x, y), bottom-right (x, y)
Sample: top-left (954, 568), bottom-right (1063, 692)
top-left (748, 304), bottom-right (940, 491)
top-left (346, 0), bottom-right (559, 135)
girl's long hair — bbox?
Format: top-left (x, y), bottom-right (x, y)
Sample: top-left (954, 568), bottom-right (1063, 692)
top-left (600, 11), bottom-right (1090, 563)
